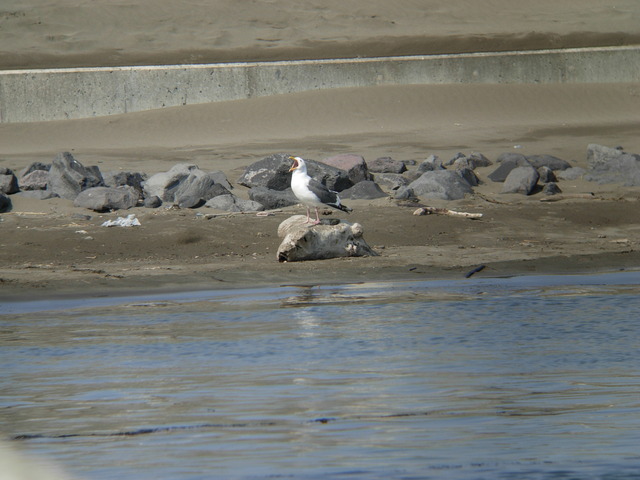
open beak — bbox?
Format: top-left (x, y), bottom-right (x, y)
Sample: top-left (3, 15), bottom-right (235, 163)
top-left (288, 156), bottom-right (299, 172)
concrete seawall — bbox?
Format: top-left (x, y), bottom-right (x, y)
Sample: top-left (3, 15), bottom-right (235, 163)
top-left (0, 46), bottom-right (638, 123)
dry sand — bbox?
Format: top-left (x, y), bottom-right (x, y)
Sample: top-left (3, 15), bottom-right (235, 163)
top-left (1, 2), bottom-right (640, 300)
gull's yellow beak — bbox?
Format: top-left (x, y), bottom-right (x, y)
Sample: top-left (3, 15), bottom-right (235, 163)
top-left (288, 156), bottom-right (299, 172)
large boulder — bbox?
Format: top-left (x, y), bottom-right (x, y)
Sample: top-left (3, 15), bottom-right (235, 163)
top-left (321, 154), bottom-right (372, 184)
top-left (73, 186), bottom-right (140, 211)
top-left (143, 164), bottom-right (231, 206)
top-left (248, 186), bottom-right (298, 209)
top-left (0, 167), bottom-right (19, 194)
top-left (276, 216), bottom-right (377, 262)
top-left (340, 180), bottom-right (387, 199)
top-left (526, 154), bottom-right (571, 171)
top-left (47, 152), bottom-right (104, 200)
top-left (238, 153), bottom-right (352, 192)
top-left (404, 170), bottom-right (473, 200)
top-left (501, 166), bottom-right (540, 195)
top-left (174, 171), bottom-right (230, 208)
top-left (143, 163), bottom-right (198, 202)
top-left (488, 153), bottom-right (531, 182)
top-left (585, 144), bottom-right (640, 185)
top-left (103, 171), bottom-right (147, 195)
top-left (205, 194), bottom-right (264, 212)
top-left (19, 170), bottom-right (49, 191)
top-left (368, 156), bottom-right (407, 174)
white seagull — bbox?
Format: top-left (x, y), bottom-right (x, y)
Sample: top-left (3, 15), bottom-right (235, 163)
top-left (288, 155), bottom-right (352, 224)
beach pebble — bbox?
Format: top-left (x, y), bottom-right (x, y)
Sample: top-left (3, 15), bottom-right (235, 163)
top-left (368, 156), bottom-right (407, 174)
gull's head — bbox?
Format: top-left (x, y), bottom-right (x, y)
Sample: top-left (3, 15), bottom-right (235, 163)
top-left (288, 156), bottom-right (305, 172)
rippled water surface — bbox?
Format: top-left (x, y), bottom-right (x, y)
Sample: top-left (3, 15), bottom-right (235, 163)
top-left (2, 272), bottom-right (640, 479)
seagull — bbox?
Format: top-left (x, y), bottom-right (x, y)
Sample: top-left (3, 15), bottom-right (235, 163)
top-left (288, 155), bottom-right (352, 224)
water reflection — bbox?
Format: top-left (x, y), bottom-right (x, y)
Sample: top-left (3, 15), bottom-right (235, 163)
top-left (2, 273), bottom-right (640, 479)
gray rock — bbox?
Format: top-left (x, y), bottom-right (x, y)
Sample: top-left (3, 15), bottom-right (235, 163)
top-left (144, 195), bottom-right (163, 208)
top-left (585, 144), bottom-right (640, 185)
top-left (526, 154), bottom-right (572, 171)
top-left (73, 186), bottom-right (140, 211)
top-left (417, 155), bottom-right (445, 173)
top-left (249, 186), bottom-right (298, 209)
top-left (174, 172), bottom-right (230, 208)
top-left (19, 170), bottom-right (49, 190)
top-left (368, 156), bottom-right (407, 174)
top-left (393, 186), bottom-right (416, 200)
top-left (18, 190), bottom-right (59, 200)
top-left (537, 166), bottom-right (557, 183)
top-left (457, 167), bottom-right (480, 187)
top-left (501, 166), bottom-right (539, 195)
top-left (373, 173), bottom-right (410, 191)
top-left (0, 192), bottom-right (11, 212)
top-left (276, 216), bottom-right (377, 262)
top-left (467, 152), bottom-right (493, 168)
top-left (557, 167), bottom-right (586, 181)
top-left (205, 194), bottom-right (264, 212)
top-left (542, 182), bottom-right (562, 195)
top-left (408, 170), bottom-right (473, 200)
top-left (340, 180), bottom-right (387, 199)
top-left (321, 154), bottom-right (372, 183)
top-left (47, 152), bottom-right (104, 200)
top-left (143, 163), bottom-right (199, 202)
top-left (19, 162), bottom-right (50, 178)
top-left (0, 168), bottom-right (19, 194)
top-left (488, 153), bottom-right (531, 182)
top-left (103, 171), bottom-right (147, 195)
top-left (238, 153), bottom-right (352, 192)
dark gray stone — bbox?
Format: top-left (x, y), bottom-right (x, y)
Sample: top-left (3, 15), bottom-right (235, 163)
top-left (417, 155), bottom-right (445, 173)
top-left (373, 173), bottom-right (410, 191)
top-left (18, 190), bottom-right (59, 200)
top-left (488, 153), bottom-right (532, 182)
top-left (340, 180), bottom-right (387, 200)
top-left (501, 166), bottom-right (539, 195)
top-left (144, 195), bottom-right (163, 208)
top-left (0, 192), bottom-right (11, 212)
top-left (19, 162), bottom-right (50, 178)
top-left (238, 153), bottom-right (352, 192)
top-left (457, 167), bottom-right (480, 187)
top-left (205, 194), bottom-right (265, 212)
top-left (0, 168), bottom-right (19, 194)
top-left (585, 144), bottom-right (640, 186)
top-left (174, 172), bottom-right (230, 208)
top-left (557, 167), bottom-right (586, 181)
top-left (321, 154), bottom-right (372, 184)
top-left (368, 156), bottom-right (407, 174)
top-left (47, 152), bottom-right (104, 200)
top-left (408, 170), bottom-right (473, 200)
top-left (537, 166), bottom-right (557, 183)
top-left (73, 186), bottom-right (139, 211)
top-left (467, 152), bottom-right (493, 168)
top-left (103, 171), bottom-right (147, 195)
top-left (249, 186), bottom-right (298, 209)
top-left (19, 170), bottom-right (49, 190)
top-left (542, 182), bottom-right (562, 195)
top-left (526, 154), bottom-right (572, 171)
top-left (143, 163), bottom-right (199, 202)
top-left (393, 186), bottom-right (416, 200)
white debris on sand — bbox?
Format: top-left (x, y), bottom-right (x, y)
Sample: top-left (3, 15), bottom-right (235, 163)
top-left (101, 214), bottom-right (141, 227)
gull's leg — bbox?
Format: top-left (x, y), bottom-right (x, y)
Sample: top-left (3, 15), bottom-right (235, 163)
top-left (313, 207), bottom-right (321, 225)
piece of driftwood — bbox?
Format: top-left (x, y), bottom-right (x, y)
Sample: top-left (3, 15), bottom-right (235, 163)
top-left (277, 215), bottom-right (377, 262)
top-left (413, 206), bottom-right (483, 219)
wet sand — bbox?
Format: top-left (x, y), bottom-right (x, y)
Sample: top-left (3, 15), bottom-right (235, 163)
top-left (1, 3), bottom-right (640, 300)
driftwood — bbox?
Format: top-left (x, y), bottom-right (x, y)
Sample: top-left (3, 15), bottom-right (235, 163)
top-left (277, 215), bottom-right (377, 262)
top-left (413, 206), bottom-right (483, 219)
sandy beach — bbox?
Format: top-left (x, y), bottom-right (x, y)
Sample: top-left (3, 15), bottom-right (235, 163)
top-left (1, 2), bottom-right (640, 301)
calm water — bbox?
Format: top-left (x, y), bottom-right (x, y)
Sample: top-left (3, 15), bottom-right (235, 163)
top-left (2, 272), bottom-right (640, 480)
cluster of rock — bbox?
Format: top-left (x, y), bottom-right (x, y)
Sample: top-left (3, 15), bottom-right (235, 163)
top-left (1, 144), bottom-right (639, 214)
